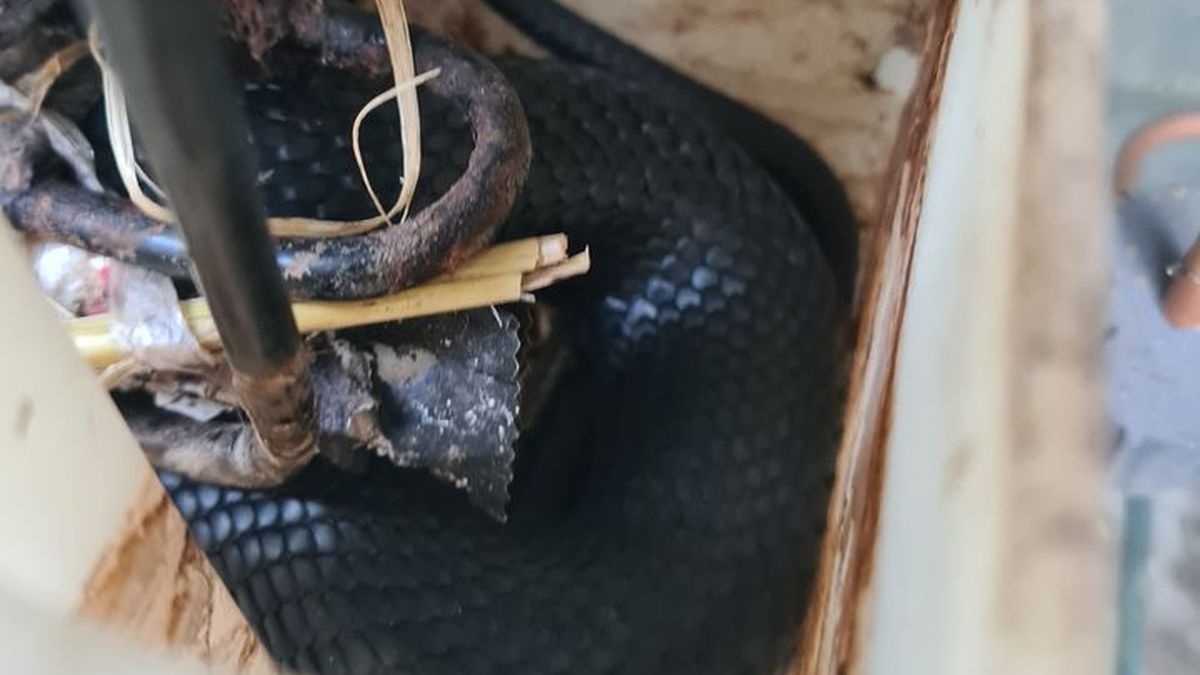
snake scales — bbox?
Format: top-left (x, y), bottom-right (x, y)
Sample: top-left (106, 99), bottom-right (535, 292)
top-left (14, 1), bottom-right (854, 672)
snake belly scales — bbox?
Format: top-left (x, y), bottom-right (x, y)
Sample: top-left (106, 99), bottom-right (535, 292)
top-left (92, 2), bottom-right (849, 673)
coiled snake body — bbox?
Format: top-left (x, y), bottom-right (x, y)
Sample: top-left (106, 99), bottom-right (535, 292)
top-left (83, 3), bottom-right (850, 673)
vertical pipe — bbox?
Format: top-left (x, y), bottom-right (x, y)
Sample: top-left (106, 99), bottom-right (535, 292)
top-left (87, 0), bottom-right (316, 480)
top-left (87, 0), bottom-right (298, 374)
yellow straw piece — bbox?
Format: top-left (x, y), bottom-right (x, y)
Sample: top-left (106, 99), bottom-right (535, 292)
top-left (67, 234), bottom-right (590, 370)
top-left (436, 234), bottom-right (567, 281)
top-left (292, 274), bottom-right (523, 334)
top-left (72, 273), bottom-right (525, 370)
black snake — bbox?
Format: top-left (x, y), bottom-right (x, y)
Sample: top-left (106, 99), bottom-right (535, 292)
top-left (12, 1), bottom-right (854, 672)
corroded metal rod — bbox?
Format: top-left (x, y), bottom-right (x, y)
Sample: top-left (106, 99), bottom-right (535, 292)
top-left (87, 0), bottom-right (316, 482)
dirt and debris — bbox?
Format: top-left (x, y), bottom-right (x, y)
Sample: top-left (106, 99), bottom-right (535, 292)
top-left (309, 335), bottom-right (391, 470)
top-left (0, 25), bottom-right (100, 199)
top-left (224, 0), bottom-right (322, 60)
top-left (114, 308), bottom-right (522, 517)
top-left (373, 343), bottom-right (437, 383)
top-left (12, 396), bottom-right (33, 440)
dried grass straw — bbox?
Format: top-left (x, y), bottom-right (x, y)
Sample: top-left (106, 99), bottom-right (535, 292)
top-left (87, 0), bottom-right (439, 237)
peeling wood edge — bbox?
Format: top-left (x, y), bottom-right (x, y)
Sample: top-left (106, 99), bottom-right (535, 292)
top-left (78, 468), bottom-right (178, 613)
top-left (78, 469), bottom-right (278, 673)
top-left (789, 2), bottom-right (961, 673)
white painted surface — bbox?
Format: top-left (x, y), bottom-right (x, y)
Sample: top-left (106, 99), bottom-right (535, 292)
top-left (866, 1), bottom-right (1030, 673)
top-left (0, 589), bottom-right (206, 674)
top-left (0, 225), bottom-right (148, 614)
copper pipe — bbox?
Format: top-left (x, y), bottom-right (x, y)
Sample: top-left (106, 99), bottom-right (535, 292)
top-left (1164, 238), bottom-right (1200, 329)
top-left (1114, 113), bottom-right (1200, 196)
top-left (1115, 112), bottom-right (1200, 329)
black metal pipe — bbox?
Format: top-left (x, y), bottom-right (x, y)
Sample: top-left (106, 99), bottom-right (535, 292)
top-left (85, 0), bottom-right (299, 376)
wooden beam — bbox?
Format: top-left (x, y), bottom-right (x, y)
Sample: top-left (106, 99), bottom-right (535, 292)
top-left (861, 2), bottom-right (1111, 675)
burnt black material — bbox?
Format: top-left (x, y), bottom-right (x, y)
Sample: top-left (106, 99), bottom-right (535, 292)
top-left (160, 50), bottom-right (844, 675)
